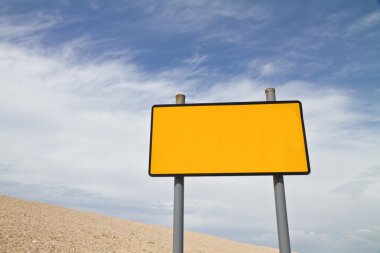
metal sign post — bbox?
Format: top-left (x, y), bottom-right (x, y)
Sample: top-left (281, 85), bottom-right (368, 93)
top-left (265, 88), bottom-right (291, 253)
top-left (173, 94), bottom-right (185, 253)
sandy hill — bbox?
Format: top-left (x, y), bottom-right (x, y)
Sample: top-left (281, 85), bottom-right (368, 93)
top-left (0, 195), bottom-right (278, 253)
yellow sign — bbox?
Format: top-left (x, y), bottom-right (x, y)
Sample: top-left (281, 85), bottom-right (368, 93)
top-left (149, 101), bottom-right (310, 176)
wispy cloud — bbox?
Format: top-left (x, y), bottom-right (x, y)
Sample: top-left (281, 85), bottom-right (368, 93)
top-left (332, 166), bottom-right (380, 197)
top-left (128, 0), bottom-right (269, 46)
top-left (247, 58), bottom-right (295, 79)
top-left (182, 53), bottom-right (208, 66)
top-left (346, 11), bottom-right (380, 34)
top-left (0, 12), bottom-right (59, 42)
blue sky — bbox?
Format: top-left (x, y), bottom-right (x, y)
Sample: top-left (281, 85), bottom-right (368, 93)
top-left (0, 1), bottom-right (379, 253)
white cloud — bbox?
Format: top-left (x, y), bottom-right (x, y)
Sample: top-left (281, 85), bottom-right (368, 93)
top-left (332, 165), bottom-right (380, 198)
top-left (90, 2), bottom-right (100, 10)
top-left (344, 226), bottom-right (380, 250)
top-left (247, 58), bottom-right (295, 78)
top-left (0, 41), bottom-right (182, 197)
top-left (127, 0), bottom-right (269, 46)
top-left (0, 12), bottom-right (59, 41)
top-left (346, 11), bottom-right (380, 34)
top-left (289, 226), bottom-right (380, 253)
top-left (183, 53), bottom-right (208, 66)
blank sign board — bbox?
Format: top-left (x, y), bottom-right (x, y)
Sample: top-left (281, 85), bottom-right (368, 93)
top-left (149, 101), bottom-right (310, 176)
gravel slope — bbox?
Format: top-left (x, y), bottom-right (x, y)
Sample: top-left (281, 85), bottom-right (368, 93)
top-left (0, 195), bottom-right (278, 253)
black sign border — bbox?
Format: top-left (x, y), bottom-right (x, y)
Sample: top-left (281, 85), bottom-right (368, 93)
top-left (149, 100), bottom-right (311, 177)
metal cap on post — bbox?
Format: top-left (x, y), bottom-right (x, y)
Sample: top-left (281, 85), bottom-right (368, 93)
top-left (176, 94), bottom-right (186, 104)
top-left (265, 88), bottom-right (276, 101)
top-left (265, 88), bottom-right (291, 253)
top-left (173, 94), bottom-right (185, 253)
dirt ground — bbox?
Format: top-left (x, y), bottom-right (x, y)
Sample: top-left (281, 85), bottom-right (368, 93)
top-left (0, 195), bottom-right (279, 253)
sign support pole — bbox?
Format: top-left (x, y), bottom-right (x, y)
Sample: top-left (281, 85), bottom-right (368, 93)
top-left (265, 88), bottom-right (291, 253)
top-left (173, 94), bottom-right (185, 253)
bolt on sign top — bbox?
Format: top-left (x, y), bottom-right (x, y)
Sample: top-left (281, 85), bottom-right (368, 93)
top-left (149, 101), bottom-right (310, 176)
